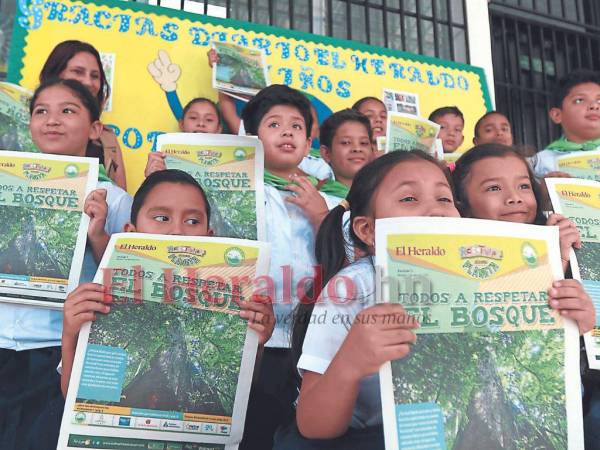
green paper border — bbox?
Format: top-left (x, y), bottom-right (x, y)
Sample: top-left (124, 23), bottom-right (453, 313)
top-left (8, 0), bottom-right (492, 111)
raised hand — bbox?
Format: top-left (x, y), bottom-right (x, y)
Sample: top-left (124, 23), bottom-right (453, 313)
top-left (144, 151), bottom-right (167, 177)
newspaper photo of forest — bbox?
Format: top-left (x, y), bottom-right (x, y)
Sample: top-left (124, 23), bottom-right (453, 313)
top-left (85, 301), bottom-right (247, 416)
top-left (392, 330), bottom-right (566, 450)
top-left (577, 242), bottom-right (600, 281)
top-left (206, 190), bottom-right (256, 240)
top-left (0, 86), bottom-right (37, 152)
top-left (0, 205), bottom-right (79, 279)
top-left (214, 42), bottom-right (268, 93)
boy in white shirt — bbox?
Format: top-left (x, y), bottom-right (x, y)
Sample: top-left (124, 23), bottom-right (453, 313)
top-left (534, 69), bottom-right (600, 177)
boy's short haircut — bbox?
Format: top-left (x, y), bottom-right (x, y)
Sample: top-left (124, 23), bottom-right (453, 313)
top-left (473, 110), bottom-right (509, 138)
top-left (131, 169), bottom-right (211, 225)
top-left (351, 96), bottom-right (385, 111)
top-left (319, 108), bottom-right (373, 149)
top-left (552, 69), bottom-right (600, 108)
top-left (181, 97), bottom-right (222, 121)
top-left (240, 84), bottom-right (313, 138)
top-left (428, 106), bottom-right (464, 124)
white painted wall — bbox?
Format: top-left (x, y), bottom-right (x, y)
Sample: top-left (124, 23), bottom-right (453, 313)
top-left (465, 0), bottom-right (496, 107)
top-left (143, 0), bottom-right (227, 18)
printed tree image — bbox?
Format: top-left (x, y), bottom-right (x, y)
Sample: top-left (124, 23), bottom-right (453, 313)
top-left (392, 330), bottom-right (565, 449)
top-left (216, 49), bottom-right (266, 91)
top-left (0, 116), bottom-right (36, 152)
top-left (207, 191), bottom-right (256, 239)
top-left (576, 243), bottom-right (600, 281)
top-left (87, 301), bottom-right (246, 415)
top-left (0, 205), bottom-right (79, 279)
top-left (0, 90), bottom-right (37, 152)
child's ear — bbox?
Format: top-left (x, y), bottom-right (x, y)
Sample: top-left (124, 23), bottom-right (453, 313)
top-left (303, 137), bottom-right (312, 157)
top-left (178, 120), bottom-right (185, 132)
top-left (320, 145), bottom-right (332, 163)
top-left (206, 228), bottom-right (214, 236)
top-left (549, 107), bottom-right (563, 125)
top-left (353, 215), bottom-right (375, 249)
top-left (123, 222), bottom-right (137, 232)
top-left (217, 124), bottom-right (223, 134)
top-left (89, 121), bottom-right (103, 141)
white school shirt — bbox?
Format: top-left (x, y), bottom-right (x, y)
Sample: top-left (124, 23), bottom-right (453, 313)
top-left (298, 257), bottom-right (381, 428)
top-left (533, 144), bottom-right (600, 178)
top-left (264, 185), bottom-right (327, 348)
top-left (0, 182), bottom-right (132, 351)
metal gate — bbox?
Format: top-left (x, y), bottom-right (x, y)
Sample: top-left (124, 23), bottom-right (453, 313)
top-left (489, 0), bottom-right (600, 149)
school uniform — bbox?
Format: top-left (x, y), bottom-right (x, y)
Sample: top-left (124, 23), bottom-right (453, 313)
top-left (241, 181), bottom-right (326, 450)
top-left (533, 136), bottom-right (600, 177)
top-left (273, 256), bottom-right (385, 449)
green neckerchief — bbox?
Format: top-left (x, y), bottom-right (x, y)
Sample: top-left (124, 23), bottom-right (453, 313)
top-left (98, 164), bottom-right (112, 183)
top-left (546, 135), bottom-right (600, 152)
top-left (319, 178), bottom-right (350, 199)
top-left (309, 148), bottom-right (321, 158)
top-left (264, 170), bottom-right (318, 190)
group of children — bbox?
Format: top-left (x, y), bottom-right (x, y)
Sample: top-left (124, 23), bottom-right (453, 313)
top-left (1, 38), bottom-right (600, 450)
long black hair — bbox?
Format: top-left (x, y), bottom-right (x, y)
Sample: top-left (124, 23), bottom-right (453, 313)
top-left (452, 143), bottom-right (546, 224)
top-left (40, 40), bottom-right (110, 107)
top-left (291, 150), bottom-right (453, 372)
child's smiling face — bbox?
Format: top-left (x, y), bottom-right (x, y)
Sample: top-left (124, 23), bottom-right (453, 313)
top-left (550, 82), bottom-right (600, 143)
top-left (257, 104), bottom-right (311, 174)
top-left (322, 121), bottom-right (373, 185)
top-left (474, 113), bottom-right (513, 146)
top-left (352, 157), bottom-right (459, 249)
top-left (371, 159), bottom-right (459, 219)
top-left (180, 101), bottom-right (222, 134)
top-left (126, 182), bottom-right (211, 236)
top-left (29, 84), bottom-right (101, 157)
top-left (59, 51), bottom-right (102, 99)
top-left (462, 155), bottom-right (537, 224)
top-left (435, 113), bottom-right (465, 153)
top-left (357, 99), bottom-right (387, 139)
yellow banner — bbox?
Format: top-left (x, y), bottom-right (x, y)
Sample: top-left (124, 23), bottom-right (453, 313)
top-left (9, 0), bottom-right (491, 192)
top-left (113, 236), bottom-right (259, 268)
top-left (387, 234), bottom-right (550, 282)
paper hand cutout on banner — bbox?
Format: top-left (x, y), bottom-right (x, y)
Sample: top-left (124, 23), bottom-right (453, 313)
top-left (147, 50), bottom-right (181, 92)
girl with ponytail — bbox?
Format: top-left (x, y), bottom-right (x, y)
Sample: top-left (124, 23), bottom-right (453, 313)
top-left (279, 150), bottom-right (460, 449)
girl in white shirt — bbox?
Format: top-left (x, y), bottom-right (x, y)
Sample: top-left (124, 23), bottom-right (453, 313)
top-left (279, 150), bottom-right (459, 449)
